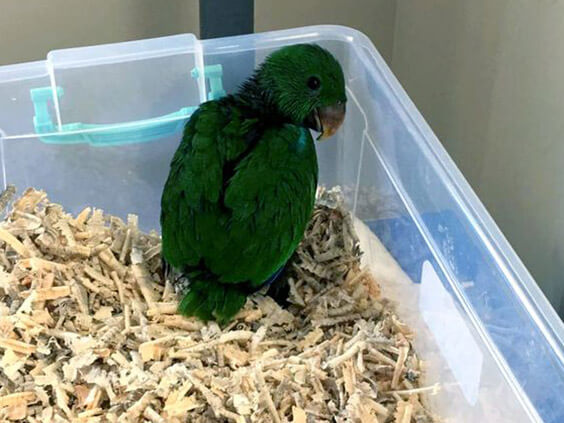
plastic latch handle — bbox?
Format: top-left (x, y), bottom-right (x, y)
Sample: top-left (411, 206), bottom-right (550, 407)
top-left (191, 64), bottom-right (226, 100)
top-left (30, 65), bottom-right (225, 146)
top-left (30, 86), bottom-right (64, 134)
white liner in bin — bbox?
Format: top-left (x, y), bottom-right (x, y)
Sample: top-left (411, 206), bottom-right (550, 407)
top-left (0, 25), bottom-right (563, 423)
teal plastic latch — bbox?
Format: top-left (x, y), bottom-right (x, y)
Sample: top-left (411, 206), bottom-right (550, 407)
top-left (30, 65), bottom-right (226, 146)
top-left (191, 64), bottom-right (226, 100)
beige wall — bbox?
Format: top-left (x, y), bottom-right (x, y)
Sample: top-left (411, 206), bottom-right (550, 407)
top-left (393, 1), bottom-right (564, 315)
top-left (0, 0), bottom-right (396, 64)
top-left (0, 0), bottom-right (199, 65)
top-left (255, 0), bottom-right (397, 63)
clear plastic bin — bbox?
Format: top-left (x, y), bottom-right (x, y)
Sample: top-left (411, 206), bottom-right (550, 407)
top-left (0, 25), bottom-right (562, 422)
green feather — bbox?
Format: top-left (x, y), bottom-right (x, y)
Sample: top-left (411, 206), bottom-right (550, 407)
top-left (177, 279), bottom-right (246, 325)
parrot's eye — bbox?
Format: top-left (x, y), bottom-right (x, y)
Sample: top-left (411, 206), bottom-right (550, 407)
top-left (307, 76), bottom-right (321, 90)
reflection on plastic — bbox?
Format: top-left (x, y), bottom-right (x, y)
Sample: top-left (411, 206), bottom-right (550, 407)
top-left (420, 260), bottom-right (483, 405)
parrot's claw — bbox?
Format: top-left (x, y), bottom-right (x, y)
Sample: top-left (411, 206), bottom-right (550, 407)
top-left (173, 275), bottom-right (191, 295)
top-left (161, 258), bottom-right (192, 295)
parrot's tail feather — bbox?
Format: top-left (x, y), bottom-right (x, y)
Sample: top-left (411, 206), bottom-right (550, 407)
top-left (177, 278), bottom-right (247, 325)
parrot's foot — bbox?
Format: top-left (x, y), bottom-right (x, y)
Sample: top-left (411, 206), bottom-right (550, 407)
top-left (178, 279), bottom-right (247, 326)
top-left (161, 258), bottom-right (192, 295)
top-left (172, 275), bottom-right (191, 296)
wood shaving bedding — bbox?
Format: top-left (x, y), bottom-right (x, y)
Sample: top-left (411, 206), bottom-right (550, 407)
top-left (0, 186), bottom-right (439, 422)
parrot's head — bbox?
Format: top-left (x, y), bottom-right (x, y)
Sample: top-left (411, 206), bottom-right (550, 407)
top-left (255, 44), bottom-right (347, 140)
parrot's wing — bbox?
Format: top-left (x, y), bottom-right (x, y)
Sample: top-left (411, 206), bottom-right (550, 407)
top-left (208, 125), bottom-right (318, 284)
top-left (160, 100), bottom-right (255, 269)
top-left (161, 102), bottom-right (317, 288)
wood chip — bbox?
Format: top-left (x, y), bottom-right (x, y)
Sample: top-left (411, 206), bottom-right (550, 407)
top-left (0, 227), bottom-right (30, 257)
top-left (0, 392), bottom-right (36, 407)
top-left (0, 338), bottom-right (37, 354)
top-left (392, 334), bottom-right (410, 389)
top-left (0, 187), bottom-right (439, 423)
top-left (0, 185), bottom-right (16, 215)
top-left (32, 286), bottom-right (72, 301)
top-left (289, 407), bottom-right (305, 423)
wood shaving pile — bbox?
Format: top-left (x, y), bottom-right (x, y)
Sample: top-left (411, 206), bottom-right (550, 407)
top-left (0, 186), bottom-right (439, 422)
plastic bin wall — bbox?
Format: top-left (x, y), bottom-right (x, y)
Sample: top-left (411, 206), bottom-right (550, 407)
top-left (0, 26), bottom-right (562, 423)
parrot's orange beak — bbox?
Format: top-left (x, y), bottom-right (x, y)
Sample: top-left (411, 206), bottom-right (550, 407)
top-left (306, 101), bottom-right (346, 141)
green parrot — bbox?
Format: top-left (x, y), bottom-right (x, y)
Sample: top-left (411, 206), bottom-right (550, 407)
top-left (160, 44), bottom-right (346, 324)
